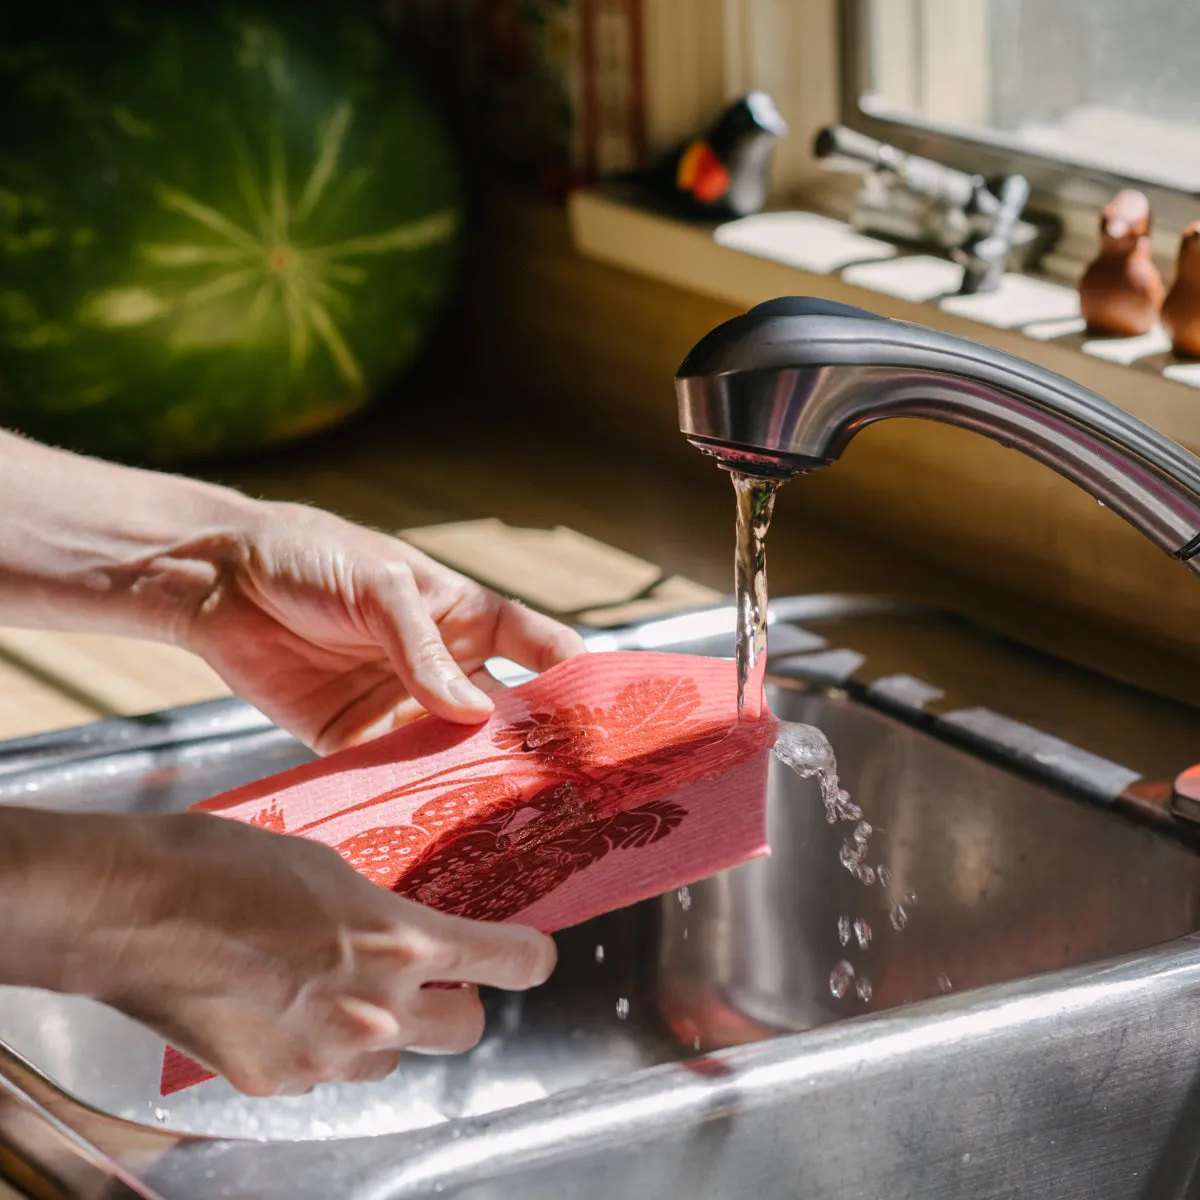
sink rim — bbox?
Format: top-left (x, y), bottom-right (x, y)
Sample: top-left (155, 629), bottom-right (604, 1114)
top-left (128, 931), bottom-right (1200, 1198)
top-left (0, 593), bottom-right (1198, 1194)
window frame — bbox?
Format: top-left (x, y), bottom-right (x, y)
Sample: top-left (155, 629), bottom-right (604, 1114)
top-left (837, 0), bottom-right (1200, 234)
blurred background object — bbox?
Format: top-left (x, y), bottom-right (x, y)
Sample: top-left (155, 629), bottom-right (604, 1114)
top-left (617, 92), bottom-right (787, 220)
top-left (852, 0), bottom-right (1200, 194)
top-left (813, 124), bottom-right (1055, 293)
top-left (1078, 190), bottom-right (1165, 337)
top-left (385, 0), bottom-right (647, 198)
top-left (0, 0), bottom-right (462, 464)
top-left (1163, 224), bottom-right (1200, 358)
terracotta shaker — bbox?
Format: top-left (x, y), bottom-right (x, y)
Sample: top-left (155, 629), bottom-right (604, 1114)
top-left (1163, 223), bottom-right (1200, 357)
top-left (1078, 190), bottom-right (1164, 337)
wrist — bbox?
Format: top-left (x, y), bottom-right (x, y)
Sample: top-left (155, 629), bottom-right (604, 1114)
top-left (0, 432), bottom-right (268, 644)
top-left (0, 807), bottom-right (164, 998)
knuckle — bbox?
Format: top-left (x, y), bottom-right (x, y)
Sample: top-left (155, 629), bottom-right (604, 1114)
top-left (228, 1067), bottom-right (279, 1098)
top-left (408, 639), bottom-right (451, 678)
top-left (427, 938), bottom-right (466, 979)
top-left (508, 931), bottom-right (555, 987)
top-left (454, 1001), bottom-right (486, 1052)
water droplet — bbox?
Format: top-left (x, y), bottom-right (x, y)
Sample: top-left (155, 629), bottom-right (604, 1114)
top-left (938, 973), bottom-right (953, 993)
top-left (835, 789), bottom-right (862, 823)
top-left (594, 944), bottom-right (605, 963)
top-left (853, 918), bottom-right (872, 950)
top-left (829, 959), bottom-right (855, 999)
top-left (962, 1152), bottom-right (971, 1164)
top-left (853, 820), bottom-right (872, 844)
top-left (615, 997), bottom-right (630, 1020)
top-left (854, 863), bottom-right (876, 887)
top-left (693, 1035), bottom-right (701, 1051)
top-left (877, 865), bottom-right (892, 890)
top-left (902, 889), bottom-right (919, 907)
top-left (839, 840), bottom-right (863, 872)
top-left (153, 1107), bottom-right (169, 1124)
top-left (677, 885), bottom-right (691, 911)
top-left (890, 903), bottom-right (908, 931)
top-left (837, 915), bottom-right (852, 945)
top-left (683, 927), bottom-right (689, 940)
top-left (855, 976), bottom-right (873, 1003)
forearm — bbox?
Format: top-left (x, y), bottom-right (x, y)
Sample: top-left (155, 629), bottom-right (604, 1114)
top-left (0, 431), bottom-right (263, 643)
top-left (0, 805), bottom-right (156, 998)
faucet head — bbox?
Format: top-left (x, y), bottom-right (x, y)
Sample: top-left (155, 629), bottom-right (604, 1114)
top-left (675, 296), bottom-right (888, 479)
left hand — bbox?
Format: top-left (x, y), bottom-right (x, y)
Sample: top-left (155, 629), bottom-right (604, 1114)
top-left (184, 501), bottom-right (586, 754)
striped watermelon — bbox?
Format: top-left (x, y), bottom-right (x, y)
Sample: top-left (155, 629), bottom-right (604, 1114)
top-left (0, 0), bottom-right (462, 463)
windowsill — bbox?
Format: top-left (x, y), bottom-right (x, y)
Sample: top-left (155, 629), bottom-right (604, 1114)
top-left (567, 186), bottom-right (1200, 452)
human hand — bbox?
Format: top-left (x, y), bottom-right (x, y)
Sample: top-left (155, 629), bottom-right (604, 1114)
top-left (12, 808), bottom-right (557, 1097)
top-left (184, 501), bottom-right (586, 754)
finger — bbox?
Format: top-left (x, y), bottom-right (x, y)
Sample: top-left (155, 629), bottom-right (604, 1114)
top-left (416, 911), bottom-right (558, 992)
top-left (405, 984), bottom-right (486, 1054)
top-left (493, 599), bottom-right (587, 673)
top-left (371, 568), bottom-right (494, 723)
top-left (343, 1049), bottom-right (402, 1084)
top-left (468, 666), bottom-right (506, 694)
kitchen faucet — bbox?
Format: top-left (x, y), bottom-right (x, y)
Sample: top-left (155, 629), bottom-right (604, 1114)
top-left (676, 296), bottom-right (1200, 572)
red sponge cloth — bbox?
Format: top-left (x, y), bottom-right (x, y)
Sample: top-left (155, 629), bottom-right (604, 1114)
top-left (160, 651), bottom-right (776, 1095)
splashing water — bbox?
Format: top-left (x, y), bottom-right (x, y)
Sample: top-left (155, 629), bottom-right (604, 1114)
top-left (594, 944), bottom-right (605, 964)
top-left (615, 997), bottom-right (630, 1020)
top-left (732, 473), bottom-right (777, 718)
top-left (729, 472), bottom-right (916, 1009)
top-left (829, 960), bottom-right (855, 999)
top-left (937, 973), bottom-right (953, 994)
top-left (772, 721), bottom-right (845, 821)
top-left (677, 886), bottom-right (692, 912)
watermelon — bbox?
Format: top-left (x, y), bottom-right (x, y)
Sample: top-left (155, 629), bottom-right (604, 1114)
top-left (0, 0), bottom-right (462, 463)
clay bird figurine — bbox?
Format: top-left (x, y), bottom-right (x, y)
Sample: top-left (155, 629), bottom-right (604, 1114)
top-left (1078, 189), bottom-right (1165, 337)
top-left (1163, 223), bottom-right (1200, 358)
top-left (615, 92), bottom-right (788, 219)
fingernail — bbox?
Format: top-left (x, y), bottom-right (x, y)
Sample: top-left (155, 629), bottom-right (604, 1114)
top-left (449, 677), bottom-right (491, 709)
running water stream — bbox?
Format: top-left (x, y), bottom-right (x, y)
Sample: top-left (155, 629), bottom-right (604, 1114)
top-left (729, 471), bottom-right (915, 1004)
top-left (732, 473), bottom-right (776, 719)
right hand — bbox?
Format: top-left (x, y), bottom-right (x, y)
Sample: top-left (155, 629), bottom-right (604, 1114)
top-left (18, 810), bottom-right (556, 1097)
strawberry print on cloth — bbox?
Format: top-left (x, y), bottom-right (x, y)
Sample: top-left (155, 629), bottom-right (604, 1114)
top-left (160, 651), bottom-right (777, 1095)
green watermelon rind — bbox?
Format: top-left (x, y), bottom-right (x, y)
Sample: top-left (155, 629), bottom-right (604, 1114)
top-left (0, 0), bottom-right (463, 463)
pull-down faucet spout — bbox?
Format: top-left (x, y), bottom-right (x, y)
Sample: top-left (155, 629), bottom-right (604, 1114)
top-left (676, 297), bottom-right (1200, 571)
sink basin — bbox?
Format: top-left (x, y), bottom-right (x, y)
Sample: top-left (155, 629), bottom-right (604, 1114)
top-left (1, 597), bottom-right (1200, 1197)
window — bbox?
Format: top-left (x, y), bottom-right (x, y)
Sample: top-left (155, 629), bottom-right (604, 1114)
top-left (844, 0), bottom-right (1200, 219)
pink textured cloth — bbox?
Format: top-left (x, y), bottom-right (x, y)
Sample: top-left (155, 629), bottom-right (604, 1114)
top-left (160, 651), bottom-right (776, 1095)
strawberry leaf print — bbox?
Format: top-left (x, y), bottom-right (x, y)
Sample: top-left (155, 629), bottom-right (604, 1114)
top-left (337, 824), bottom-right (431, 888)
top-left (492, 704), bottom-right (605, 759)
top-left (411, 777), bottom-right (521, 837)
top-left (249, 800), bottom-right (286, 833)
top-left (395, 795), bottom-right (689, 923)
top-left (601, 677), bottom-right (702, 757)
top-left (604, 799), bottom-right (688, 849)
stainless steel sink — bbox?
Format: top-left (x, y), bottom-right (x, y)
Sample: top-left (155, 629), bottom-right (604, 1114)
top-left (1, 597), bottom-right (1200, 1198)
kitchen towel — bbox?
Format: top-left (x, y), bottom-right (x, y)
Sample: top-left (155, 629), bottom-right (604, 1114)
top-left (161, 650), bottom-right (776, 1094)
